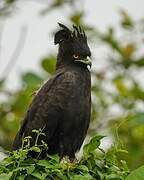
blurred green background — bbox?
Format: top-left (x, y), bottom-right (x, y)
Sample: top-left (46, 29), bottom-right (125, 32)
top-left (0, 0), bottom-right (144, 170)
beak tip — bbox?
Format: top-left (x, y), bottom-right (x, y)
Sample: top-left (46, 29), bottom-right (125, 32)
top-left (88, 62), bottom-right (92, 69)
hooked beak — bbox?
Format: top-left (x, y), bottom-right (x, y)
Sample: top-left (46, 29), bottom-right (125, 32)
top-left (75, 56), bottom-right (92, 68)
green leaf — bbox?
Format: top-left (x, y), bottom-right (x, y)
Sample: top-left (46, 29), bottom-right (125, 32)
top-left (41, 0), bottom-right (65, 15)
top-left (72, 174), bottom-right (93, 180)
top-left (131, 112), bottom-right (144, 125)
top-left (17, 175), bottom-right (25, 180)
top-left (37, 159), bottom-right (50, 167)
top-left (122, 44), bottom-right (135, 58)
top-left (22, 72), bottom-right (43, 87)
top-left (70, 11), bottom-right (84, 25)
top-left (105, 173), bottom-right (123, 179)
top-left (0, 172), bottom-right (12, 180)
top-left (76, 165), bottom-right (89, 172)
top-left (31, 171), bottom-right (45, 180)
top-left (101, 28), bottom-right (123, 55)
top-left (126, 165), bottom-right (144, 180)
top-left (31, 146), bottom-right (41, 153)
top-left (37, 157), bottom-right (59, 169)
top-left (47, 154), bottom-right (59, 162)
top-left (120, 9), bottom-right (134, 29)
top-left (113, 78), bottom-right (128, 95)
top-left (83, 135), bottom-right (105, 155)
top-left (41, 56), bottom-right (56, 74)
top-left (6, 0), bottom-right (15, 4)
top-left (26, 165), bottom-right (35, 174)
top-left (115, 149), bottom-right (129, 162)
top-left (135, 58), bottom-right (144, 66)
top-left (0, 79), bottom-right (5, 88)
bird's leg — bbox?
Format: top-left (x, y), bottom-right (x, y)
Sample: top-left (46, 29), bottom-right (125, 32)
top-left (59, 141), bottom-right (77, 164)
top-left (60, 155), bottom-right (70, 164)
top-left (60, 155), bottom-right (77, 164)
top-left (60, 154), bottom-right (78, 169)
top-left (59, 141), bottom-right (64, 161)
top-left (69, 155), bottom-right (78, 163)
top-left (60, 156), bottom-right (76, 170)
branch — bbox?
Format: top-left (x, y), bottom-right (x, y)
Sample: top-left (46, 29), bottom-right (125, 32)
top-left (1, 25), bottom-right (28, 79)
top-left (0, 23), bottom-right (4, 65)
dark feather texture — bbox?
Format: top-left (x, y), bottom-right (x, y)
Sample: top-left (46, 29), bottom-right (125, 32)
top-left (12, 23), bottom-right (91, 160)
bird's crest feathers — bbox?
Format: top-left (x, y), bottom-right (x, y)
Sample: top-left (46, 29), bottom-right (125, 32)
top-left (72, 25), bottom-right (87, 41)
top-left (54, 23), bottom-right (87, 44)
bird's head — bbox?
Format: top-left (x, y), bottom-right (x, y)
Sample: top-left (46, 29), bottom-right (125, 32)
top-left (54, 23), bottom-right (91, 68)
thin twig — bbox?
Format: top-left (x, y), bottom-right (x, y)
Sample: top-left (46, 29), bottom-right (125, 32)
top-left (0, 23), bottom-right (4, 65)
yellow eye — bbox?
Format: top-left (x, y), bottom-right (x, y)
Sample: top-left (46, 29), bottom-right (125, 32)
top-left (73, 54), bottom-right (79, 59)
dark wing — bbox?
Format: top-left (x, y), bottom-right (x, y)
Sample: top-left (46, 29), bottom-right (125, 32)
top-left (12, 70), bottom-right (76, 150)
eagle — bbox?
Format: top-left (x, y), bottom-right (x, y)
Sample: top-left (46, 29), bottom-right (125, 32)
top-left (12, 23), bottom-right (91, 161)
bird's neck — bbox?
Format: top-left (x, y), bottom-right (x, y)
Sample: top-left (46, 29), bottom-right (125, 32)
top-left (56, 53), bottom-right (73, 70)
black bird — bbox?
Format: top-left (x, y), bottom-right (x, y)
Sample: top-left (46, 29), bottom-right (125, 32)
top-left (12, 23), bottom-right (91, 161)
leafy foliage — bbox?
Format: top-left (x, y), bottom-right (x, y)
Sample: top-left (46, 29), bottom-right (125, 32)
top-left (0, 132), bottom-right (129, 180)
top-left (126, 165), bottom-right (144, 180)
top-left (41, 56), bottom-right (56, 75)
top-left (0, 0), bottom-right (17, 16)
